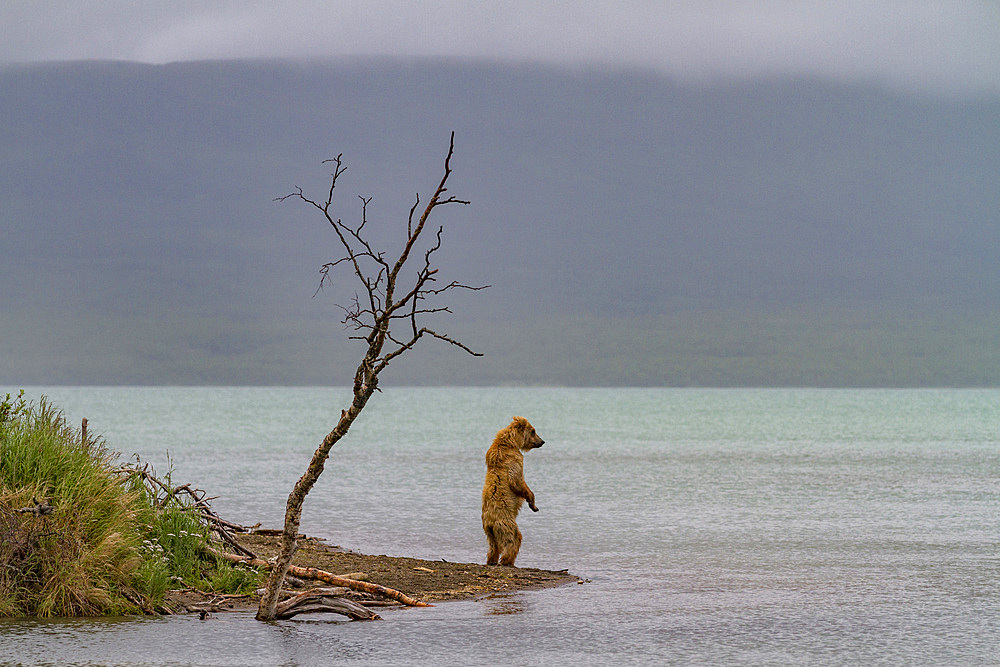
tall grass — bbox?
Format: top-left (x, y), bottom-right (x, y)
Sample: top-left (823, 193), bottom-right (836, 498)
top-left (0, 395), bottom-right (260, 617)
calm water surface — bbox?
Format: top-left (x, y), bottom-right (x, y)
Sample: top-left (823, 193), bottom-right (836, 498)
top-left (1, 387), bottom-right (997, 665)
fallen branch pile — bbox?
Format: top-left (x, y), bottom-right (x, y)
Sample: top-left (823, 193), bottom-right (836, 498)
top-left (124, 461), bottom-right (257, 559)
top-left (207, 545), bottom-right (431, 609)
top-left (121, 460), bottom-right (428, 620)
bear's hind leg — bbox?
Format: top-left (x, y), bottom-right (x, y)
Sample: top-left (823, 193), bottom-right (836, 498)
top-left (485, 526), bottom-right (501, 565)
top-left (499, 527), bottom-right (522, 567)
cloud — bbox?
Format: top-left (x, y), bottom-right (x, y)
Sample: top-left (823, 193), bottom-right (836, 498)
top-left (3, 1), bottom-right (998, 96)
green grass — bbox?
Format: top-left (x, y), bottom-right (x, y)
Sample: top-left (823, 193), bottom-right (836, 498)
top-left (128, 472), bottom-right (261, 599)
top-left (0, 394), bottom-right (261, 617)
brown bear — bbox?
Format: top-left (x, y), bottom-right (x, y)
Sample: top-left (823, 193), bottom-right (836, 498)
top-left (481, 416), bottom-right (545, 566)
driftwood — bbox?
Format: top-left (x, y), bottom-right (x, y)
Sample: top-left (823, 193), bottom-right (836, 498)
top-left (207, 545), bottom-right (431, 608)
top-left (284, 564), bottom-right (431, 607)
top-left (274, 587), bottom-right (380, 620)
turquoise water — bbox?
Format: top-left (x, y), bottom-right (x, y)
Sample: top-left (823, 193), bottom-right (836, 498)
top-left (1, 387), bottom-right (997, 665)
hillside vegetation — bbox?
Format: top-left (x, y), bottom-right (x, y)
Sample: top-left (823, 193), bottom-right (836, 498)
top-left (2, 59), bottom-right (998, 385)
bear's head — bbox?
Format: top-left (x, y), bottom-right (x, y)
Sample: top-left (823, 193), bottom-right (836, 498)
top-left (511, 416), bottom-right (544, 451)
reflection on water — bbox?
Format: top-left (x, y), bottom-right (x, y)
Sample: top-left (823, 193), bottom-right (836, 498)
top-left (485, 594), bottom-right (525, 616)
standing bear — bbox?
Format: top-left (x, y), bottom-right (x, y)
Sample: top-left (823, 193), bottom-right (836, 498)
top-left (481, 416), bottom-right (545, 566)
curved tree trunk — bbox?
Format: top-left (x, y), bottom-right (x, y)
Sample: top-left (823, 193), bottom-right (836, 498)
top-left (256, 386), bottom-right (376, 620)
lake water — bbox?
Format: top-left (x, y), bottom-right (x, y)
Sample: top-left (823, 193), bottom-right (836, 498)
top-left (1, 387), bottom-right (997, 665)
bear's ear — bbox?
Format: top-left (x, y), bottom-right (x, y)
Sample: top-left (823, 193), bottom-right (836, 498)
top-left (512, 416), bottom-right (529, 431)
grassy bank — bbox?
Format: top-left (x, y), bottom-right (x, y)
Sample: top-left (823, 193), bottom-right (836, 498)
top-left (0, 392), bottom-right (260, 617)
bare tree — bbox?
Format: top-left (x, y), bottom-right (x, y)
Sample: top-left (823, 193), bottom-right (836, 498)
top-left (256, 133), bottom-right (485, 621)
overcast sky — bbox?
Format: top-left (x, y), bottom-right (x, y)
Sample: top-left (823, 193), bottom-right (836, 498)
top-left (2, 1), bottom-right (998, 96)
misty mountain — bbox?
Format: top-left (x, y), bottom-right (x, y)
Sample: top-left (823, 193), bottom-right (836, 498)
top-left (1, 58), bottom-right (998, 386)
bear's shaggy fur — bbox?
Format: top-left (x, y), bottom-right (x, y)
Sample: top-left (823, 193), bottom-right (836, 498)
top-left (481, 416), bottom-right (545, 566)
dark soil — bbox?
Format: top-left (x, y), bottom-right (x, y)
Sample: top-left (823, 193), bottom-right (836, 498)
top-left (164, 531), bottom-right (579, 614)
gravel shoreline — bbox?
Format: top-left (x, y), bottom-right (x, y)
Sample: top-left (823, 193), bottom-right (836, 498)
top-left (164, 531), bottom-right (579, 614)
